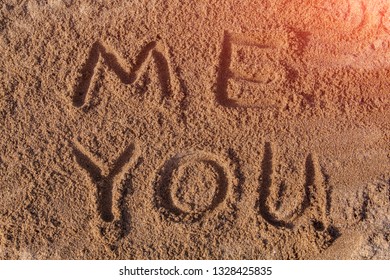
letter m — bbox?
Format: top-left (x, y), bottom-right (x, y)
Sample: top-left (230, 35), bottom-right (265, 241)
top-left (73, 40), bottom-right (173, 107)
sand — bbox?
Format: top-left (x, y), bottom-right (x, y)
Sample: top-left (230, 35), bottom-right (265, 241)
top-left (0, 0), bottom-right (389, 260)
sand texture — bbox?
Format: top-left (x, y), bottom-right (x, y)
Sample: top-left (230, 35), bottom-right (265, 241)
top-left (0, 0), bottom-right (389, 259)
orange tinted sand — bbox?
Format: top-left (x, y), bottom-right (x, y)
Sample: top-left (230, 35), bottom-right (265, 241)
top-left (0, 0), bottom-right (389, 259)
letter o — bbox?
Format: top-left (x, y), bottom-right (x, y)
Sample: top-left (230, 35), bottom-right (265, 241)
top-left (154, 151), bottom-right (233, 223)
